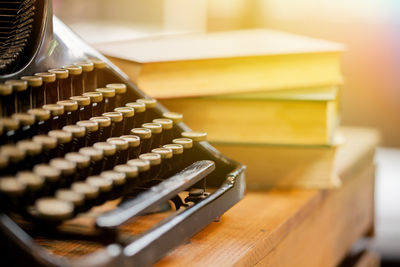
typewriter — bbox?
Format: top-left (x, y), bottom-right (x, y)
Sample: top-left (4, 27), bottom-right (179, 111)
top-left (0, 1), bottom-right (245, 266)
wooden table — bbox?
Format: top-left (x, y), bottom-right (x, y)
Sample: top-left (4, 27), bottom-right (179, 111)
top-left (157, 128), bottom-right (379, 267)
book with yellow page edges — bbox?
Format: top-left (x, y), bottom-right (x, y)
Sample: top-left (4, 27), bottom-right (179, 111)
top-left (95, 29), bottom-right (345, 98)
top-left (161, 86), bottom-right (339, 145)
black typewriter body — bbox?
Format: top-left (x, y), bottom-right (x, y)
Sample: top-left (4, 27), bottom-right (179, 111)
top-left (0, 1), bottom-right (245, 266)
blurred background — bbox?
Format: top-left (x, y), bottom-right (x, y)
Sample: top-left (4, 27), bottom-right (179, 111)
top-left (53, 0), bottom-right (400, 264)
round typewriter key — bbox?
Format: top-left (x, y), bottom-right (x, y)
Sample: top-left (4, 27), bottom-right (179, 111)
top-left (57, 99), bottom-right (79, 125)
top-left (28, 108), bottom-right (51, 134)
top-left (126, 101), bottom-right (145, 128)
top-left (12, 113), bottom-right (36, 140)
top-left (50, 158), bottom-right (76, 187)
top-left (49, 68), bottom-right (69, 102)
top-left (163, 144), bottom-right (184, 174)
top-left (0, 83), bottom-right (14, 116)
top-left (83, 91), bottom-right (103, 117)
top-left (137, 98), bottom-right (157, 122)
top-left (107, 83), bottom-right (127, 107)
top-left (90, 116), bottom-right (111, 141)
top-left (93, 142), bottom-right (116, 171)
top-left (121, 135), bottom-right (141, 159)
top-left (114, 164), bottom-right (138, 193)
top-left (143, 123), bottom-right (163, 149)
top-left (21, 76), bottom-right (43, 109)
top-left (173, 138), bottom-right (193, 168)
top-left (96, 88), bottom-right (115, 112)
top-left (139, 153), bottom-right (162, 180)
top-left (71, 181), bottom-right (99, 210)
top-left (0, 117), bottom-right (19, 143)
top-left (33, 135), bottom-right (58, 162)
top-left (86, 175), bottom-right (113, 204)
top-left (79, 147), bottom-right (103, 175)
top-left (34, 72), bottom-right (56, 105)
top-left (102, 111), bottom-right (123, 137)
top-left (114, 107), bottom-right (134, 134)
top-left (91, 59), bottom-right (107, 89)
top-left (17, 140), bottom-right (42, 169)
top-left (163, 112), bottom-right (183, 124)
top-left (48, 130), bottom-right (73, 157)
top-left (70, 95), bottom-right (91, 120)
top-left (153, 118), bottom-right (173, 144)
top-left (76, 61), bottom-right (94, 92)
top-left (181, 131), bottom-right (207, 142)
top-left (65, 152), bottom-right (90, 180)
top-left (0, 177), bottom-right (26, 210)
top-left (100, 170), bottom-right (126, 199)
top-left (131, 128), bottom-right (152, 153)
top-left (127, 158), bottom-right (150, 187)
top-left (77, 120), bottom-right (99, 146)
top-left (35, 197), bottom-right (74, 221)
top-left (63, 125), bottom-right (86, 151)
top-left (0, 154), bottom-right (9, 174)
top-left (152, 147), bottom-right (173, 179)
top-left (6, 79), bottom-right (29, 113)
top-left (42, 104), bottom-right (64, 130)
top-left (55, 189), bottom-right (84, 213)
top-left (17, 171), bottom-right (44, 203)
top-left (33, 164), bottom-right (61, 194)
top-left (64, 65), bottom-right (83, 96)
top-left (107, 137), bottom-right (129, 164)
top-left (1, 145), bottom-right (26, 173)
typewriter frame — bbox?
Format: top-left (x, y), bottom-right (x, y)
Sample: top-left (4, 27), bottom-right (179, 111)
top-left (0, 2), bottom-right (246, 266)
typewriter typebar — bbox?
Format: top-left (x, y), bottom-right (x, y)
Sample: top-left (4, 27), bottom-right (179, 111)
top-left (0, 1), bottom-right (245, 266)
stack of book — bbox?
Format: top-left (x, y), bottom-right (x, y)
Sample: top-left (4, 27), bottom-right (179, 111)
top-left (96, 29), bottom-right (345, 188)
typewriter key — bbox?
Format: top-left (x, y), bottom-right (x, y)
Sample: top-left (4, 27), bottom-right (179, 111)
top-left (49, 158), bottom-right (76, 187)
top-left (79, 147), bottom-right (103, 175)
top-left (91, 59), bottom-right (107, 88)
top-left (76, 61), bottom-right (94, 92)
top-left (86, 176), bottom-right (113, 204)
top-left (151, 147), bottom-right (173, 179)
top-left (33, 164), bottom-right (61, 195)
top-left (76, 120), bottom-right (99, 146)
top-left (126, 101), bottom-right (145, 128)
top-left (107, 83), bottom-right (127, 107)
top-left (12, 113), bottom-right (36, 140)
top-left (34, 72), bottom-right (56, 105)
top-left (172, 138), bottom-right (193, 168)
top-left (65, 152), bottom-right (90, 180)
top-left (49, 68), bottom-right (69, 101)
top-left (142, 123), bottom-right (163, 149)
top-left (90, 116), bottom-right (111, 142)
top-left (64, 65), bottom-right (83, 96)
top-left (137, 98), bottom-right (157, 122)
top-left (114, 164), bottom-right (138, 193)
top-left (163, 144), bottom-right (184, 174)
top-left (0, 177), bottom-right (26, 210)
top-left (102, 111), bottom-right (123, 137)
top-left (131, 128), bottom-right (152, 153)
top-left (100, 170), bottom-right (126, 199)
top-left (17, 140), bottom-right (42, 169)
top-left (70, 96), bottom-right (91, 120)
top-left (82, 91), bottom-right (103, 117)
top-left (126, 158), bottom-right (150, 188)
top-left (57, 100), bottom-right (79, 125)
top-left (21, 76), bottom-right (43, 109)
top-left (42, 104), bottom-right (65, 130)
top-left (28, 108), bottom-right (51, 134)
top-left (93, 142), bottom-right (116, 171)
top-left (107, 137), bottom-right (129, 165)
top-left (139, 153), bottom-right (162, 181)
top-left (17, 171), bottom-right (44, 203)
top-left (114, 107), bottom-right (134, 134)
top-left (62, 125), bottom-right (86, 151)
top-left (120, 135), bottom-right (141, 159)
top-left (0, 117), bottom-right (20, 143)
top-left (35, 197), bottom-right (74, 221)
top-left (71, 181), bottom-right (99, 211)
top-left (55, 189), bottom-right (84, 213)
top-left (96, 88), bottom-right (115, 113)
top-left (153, 118), bottom-right (173, 144)
top-left (6, 79), bottom-right (29, 113)
top-left (163, 112), bottom-right (183, 138)
top-left (0, 154), bottom-right (9, 174)
top-left (33, 135), bottom-right (58, 162)
top-left (0, 83), bottom-right (14, 116)
top-left (0, 144), bottom-right (26, 173)
top-left (48, 130), bottom-right (73, 157)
